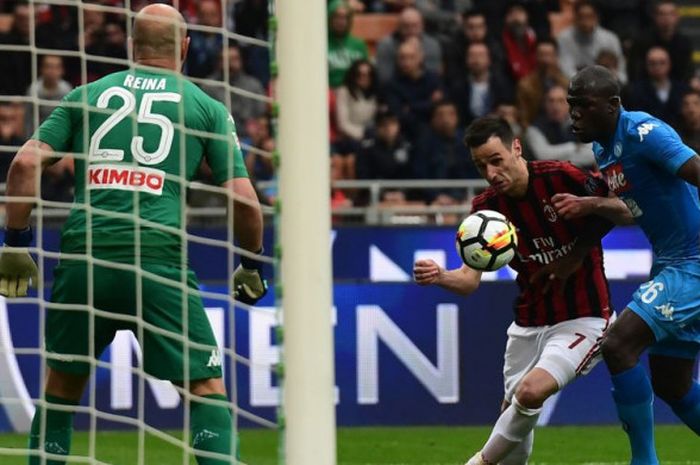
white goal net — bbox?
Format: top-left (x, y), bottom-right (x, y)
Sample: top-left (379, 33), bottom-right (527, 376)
top-left (0, 1), bottom-right (284, 464)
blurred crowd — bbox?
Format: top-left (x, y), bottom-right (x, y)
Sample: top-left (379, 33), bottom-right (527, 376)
top-left (1, 0), bottom-right (700, 223)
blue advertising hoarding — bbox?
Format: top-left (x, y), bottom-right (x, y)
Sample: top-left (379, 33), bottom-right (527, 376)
top-left (1, 281), bottom-right (695, 433)
top-left (36, 225), bottom-right (652, 283)
top-left (0, 225), bottom-right (693, 433)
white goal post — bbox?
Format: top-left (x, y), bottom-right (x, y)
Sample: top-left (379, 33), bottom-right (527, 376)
top-left (277, 1), bottom-right (337, 465)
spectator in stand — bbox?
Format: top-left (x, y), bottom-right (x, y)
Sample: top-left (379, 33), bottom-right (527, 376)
top-left (595, 48), bottom-right (624, 85)
top-left (491, 100), bottom-right (532, 159)
top-left (443, 8), bottom-right (505, 83)
top-left (241, 115), bottom-right (274, 188)
top-left (377, 0), bottom-right (418, 12)
top-left (501, 2), bottom-right (537, 83)
top-left (375, 7), bottom-right (442, 85)
top-left (187, 0), bottom-right (224, 78)
top-left (0, 103), bottom-right (22, 183)
top-left (516, 38), bottom-right (568, 127)
top-left (383, 37), bottom-right (443, 137)
top-left (77, 8), bottom-right (128, 82)
top-left (414, 0), bottom-right (471, 41)
top-left (336, 59), bottom-right (379, 146)
top-left (327, 0), bottom-right (369, 89)
top-left (413, 100), bottom-right (480, 202)
top-left (449, 42), bottom-right (513, 126)
top-left (82, 6), bottom-right (106, 53)
top-left (0, 3), bottom-right (31, 95)
top-left (678, 90), bottom-right (700, 154)
top-left (592, 0), bottom-right (648, 51)
top-left (233, 0), bottom-right (270, 86)
top-left (557, 1), bottom-right (627, 84)
top-left (628, 0), bottom-right (693, 82)
top-left (34, 5), bottom-right (81, 85)
top-left (472, 0), bottom-right (557, 44)
top-left (85, 18), bottom-right (128, 81)
top-left (203, 43), bottom-right (266, 137)
top-left (625, 46), bottom-right (687, 129)
top-left (25, 55), bottom-right (73, 133)
top-left (357, 110), bottom-right (414, 180)
top-left (525, 85), bottom-right (595, 169)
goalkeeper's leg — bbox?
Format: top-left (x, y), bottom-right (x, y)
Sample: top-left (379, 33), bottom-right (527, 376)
top-left (188, 377), bottom-right (235, 465)
top-left (28, 368), bottom-right (88, 465)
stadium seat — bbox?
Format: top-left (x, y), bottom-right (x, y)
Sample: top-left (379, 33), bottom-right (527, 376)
top-left (0, 14), bottom-right (13, 34)
top-left (351, 13), bottom-right (399, 56)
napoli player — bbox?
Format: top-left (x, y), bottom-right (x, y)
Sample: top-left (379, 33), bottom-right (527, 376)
top-left (546, 65), bottom-right (700, 464)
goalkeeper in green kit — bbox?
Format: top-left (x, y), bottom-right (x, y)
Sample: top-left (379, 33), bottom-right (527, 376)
top-left (0, 4), bottom-right (266, 464)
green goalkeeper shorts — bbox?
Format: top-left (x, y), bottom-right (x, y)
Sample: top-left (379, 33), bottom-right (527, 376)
top-left (46, 260), bottom-right (223, 382)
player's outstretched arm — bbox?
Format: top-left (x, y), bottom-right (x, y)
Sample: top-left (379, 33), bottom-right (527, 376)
top-left (413, 259), bottom-right (481, 296)
top-left (225, 178), bottom-right (267, 305)
top-left (677, 154), bottom-right (700, 194)
top-left (552, 192), bottom-right (634, 225)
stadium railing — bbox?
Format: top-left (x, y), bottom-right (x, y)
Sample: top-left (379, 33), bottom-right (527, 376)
top-left (0, 179), bottom-right (490, 226)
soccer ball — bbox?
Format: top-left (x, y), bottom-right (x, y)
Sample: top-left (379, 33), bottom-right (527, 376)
top-left (456, 210), bottom-right (518, 271)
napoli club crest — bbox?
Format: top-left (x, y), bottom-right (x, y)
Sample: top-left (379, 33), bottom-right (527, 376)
top-left (614, 142), bottom-right (623, 158)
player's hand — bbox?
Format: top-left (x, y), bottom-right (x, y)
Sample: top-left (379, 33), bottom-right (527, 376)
top-left (529, 252), bottom-right (585, 295)
top-left (413, 259), bottom-right (443, 286)
top-left (0, 247), bottom-right (38, 297)
top-left (551, 193), bottom-right (593, 220)
top-left (232, 249), bottom-right (268, 305)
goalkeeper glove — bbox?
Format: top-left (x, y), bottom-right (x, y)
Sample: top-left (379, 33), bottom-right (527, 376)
top-left (233, 248), bottom-right (268, 305)
top-left (0, 227), bottom-right (38, 298)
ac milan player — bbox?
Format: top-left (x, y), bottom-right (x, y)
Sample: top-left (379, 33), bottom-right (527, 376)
top-left (413, 116), bottom-right (632, 465)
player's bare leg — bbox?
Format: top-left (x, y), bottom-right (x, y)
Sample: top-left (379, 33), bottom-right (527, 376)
top-left (181, 377), bottom-right (234, 465)
top-left (650, 354), bottom-right (700, 435)
top-left (28, 367), bottom-right (89, 465)
top-left (467, 368), bottom-right (558, 465)
top-left (601, 309), bottom-right (658, 465)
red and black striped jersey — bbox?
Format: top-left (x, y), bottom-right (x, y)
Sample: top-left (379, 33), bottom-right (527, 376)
top-left (471, 160), bottom-right (612, 326)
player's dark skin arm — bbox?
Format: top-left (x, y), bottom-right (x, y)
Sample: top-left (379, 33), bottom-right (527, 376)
top-left (5, 140), bottom-right (56, 230)
top-left (225, 178), bottom-right (263, 253)
top-left (676, 154), bottom-right (700, 193)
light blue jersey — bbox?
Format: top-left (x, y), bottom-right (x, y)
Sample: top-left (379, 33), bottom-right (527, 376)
top-left (594, 109), bottom-right (700, 355)
top-left (593, 109), bottom-right (700, 267)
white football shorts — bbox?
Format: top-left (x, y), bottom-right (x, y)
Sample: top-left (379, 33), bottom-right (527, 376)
top-left (502, 315), bottom-right (613, 403)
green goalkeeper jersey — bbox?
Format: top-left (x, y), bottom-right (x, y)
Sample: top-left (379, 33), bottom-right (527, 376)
top-left (35, 67), bottom-right (248, 265)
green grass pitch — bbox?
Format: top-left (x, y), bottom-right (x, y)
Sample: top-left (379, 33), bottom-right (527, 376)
top-left (0, 425), bottom-right (698, 464)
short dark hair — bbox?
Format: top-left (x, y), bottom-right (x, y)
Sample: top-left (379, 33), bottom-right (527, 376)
top-left (571, 65), bottom-right (621, 99)
top-left (430, 99), bottom-right (457, 119)
top-left (462, 8), bottom-right (486, 21)
top-left (505, 1), bottom-right (527, 15)
top-left (655, 0), bottom-right (678, 12)
top-left (344, 58), bottom-right (377, 99)
top-left (574, 0), bottom-right (598, 15)
top-left (375, 109), bottom-right (398, 126)
top-left (682, 89), bottom-right (700, 100)
top-left (536, 37), bottom-right (558, 51)
top-left (464, 116), bottom-right (514, 149)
